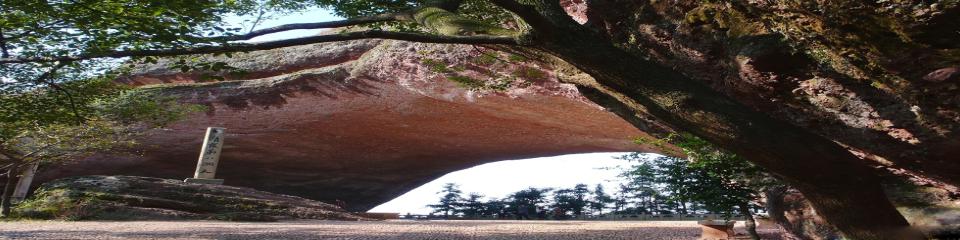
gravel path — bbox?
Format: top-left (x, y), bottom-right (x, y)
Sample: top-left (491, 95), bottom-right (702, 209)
top-left (0, 220), bottom-right (784, 239)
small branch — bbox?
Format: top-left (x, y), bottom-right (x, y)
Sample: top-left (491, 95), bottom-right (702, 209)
top-left (1, 30), bottom-right (519, 64)
top-left (35, 62), bottom-right (85, 124)
top-left (0, 28), bottom-right (10, 58)
top-left (4, 20), bottom-right (65, 40)
top-left (0, 5), bottom-right (6, 58)
top-left (470, 45), bottom-right (511, 64)
top-left (0, 152), bottom-right (14, 162)
top-left (3, 29), bottom-right (36, 41)
top-left (426, 0), bottom-right (465, 12)
top-left (219, 12), bottom-right (412, 41)
top-left (487, 0), bottom-right (526, 11)
top-left (0, 150), bottom-right (23, 173)
top-left (246, 4), bottom-right (269, 34)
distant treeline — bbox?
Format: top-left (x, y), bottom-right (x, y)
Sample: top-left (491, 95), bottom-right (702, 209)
top-left (427, 136), bottom-right (784, 229)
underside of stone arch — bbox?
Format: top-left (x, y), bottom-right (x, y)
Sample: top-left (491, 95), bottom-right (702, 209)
top-left (39, 40), bottom-right (658, 211)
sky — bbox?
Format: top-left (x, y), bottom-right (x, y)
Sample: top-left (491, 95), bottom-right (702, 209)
top-left (223, 7), bottom-right (341, 42)
top-left (226, 8), bottom-right (653, 215)
top-left (1, 6), bottom-right (342, 84)
top-left (369, 152), bottom-right (650, 215)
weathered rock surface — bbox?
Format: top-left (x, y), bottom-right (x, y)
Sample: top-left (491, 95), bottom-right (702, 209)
top-left (13, 175), bottom-right (367, 221)
top-left (579, 0), bottom-right (960, 188)
top-left (577, 1), bottom-right (960, 237)
top-left (41, 39), bottom-right (652, 211)
top-left (766, 176), bottom-right (960, 239)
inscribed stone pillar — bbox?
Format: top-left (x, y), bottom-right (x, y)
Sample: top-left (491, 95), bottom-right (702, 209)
top-left (10, 162), bottom-right (39, 203)
top-left (184, 127), bottom-right (226, 184)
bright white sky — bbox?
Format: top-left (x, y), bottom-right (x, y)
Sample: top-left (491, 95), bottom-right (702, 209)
top-left (370, 152), bottom-right (651, 215)
top-left (224, 7), bottom-right (341, 42)
top-left (229, 8), bottom-right (654, 215)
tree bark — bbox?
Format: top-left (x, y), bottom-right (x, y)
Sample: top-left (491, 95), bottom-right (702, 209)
top-left (503, 2), bottom-right (924, 238)
top-left (764, 187), bottom-right (811, 240)
top-left (1, 165), bottom-right (18, 218)
top-left (544, 32), bottom-right (922, 240)
top-left (738, 203), bottom-right (761, 240)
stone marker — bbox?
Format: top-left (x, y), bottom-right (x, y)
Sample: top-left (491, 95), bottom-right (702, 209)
top-left (697, 220), bottom-right (737, 240)
top-left (184, 127), bottom-right (226, 185)
top-left (10, 162), bottom-right (39, 203)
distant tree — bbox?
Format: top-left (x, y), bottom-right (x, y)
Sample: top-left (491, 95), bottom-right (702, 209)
top-left (550, 183), bottom-right (591, 218)
top-left (616, 159), bottom-right (662, 214)
top-left (480, 198), bottom-right (507, 218)
top-left (508, 187), bottom-right (550, 206)
top-left (551, 187), bottom-right (575, 218)
top-left (570, 184), bottom-right (590, 216)
top-left (460, 193), bottom-right (486, 218)
top-left (589, 184), bottom-right (613, 215)
top-left (620, 134), bottom-right (784, 240)
top-left (612, 184), bottom-right (631, 214)
top-left (507, 187), bottom-right (550, 218)
top-left (427, 183), bottom-right (464, 218)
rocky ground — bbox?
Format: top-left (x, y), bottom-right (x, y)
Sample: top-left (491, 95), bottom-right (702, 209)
top-left (10, 176), bottom-right (368, 221)
top-left (0, 220), bottom-right (784, 240)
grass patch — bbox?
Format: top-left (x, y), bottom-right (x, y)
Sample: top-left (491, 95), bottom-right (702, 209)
top-left (447, 75), bottom-right (486, 90)
top-left (421, 58), bottom-right (452, 73)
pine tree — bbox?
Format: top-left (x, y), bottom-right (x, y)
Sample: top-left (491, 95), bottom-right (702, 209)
top-left (590, 184), bottom-right (613, 215)
top-left (427, 183), bottom-right (464, 218)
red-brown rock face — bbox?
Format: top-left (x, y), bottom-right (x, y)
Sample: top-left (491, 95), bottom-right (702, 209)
top-left (42, 40), bottom-right (652, 211)
top-left (579, 0), bottom-right (960, 188)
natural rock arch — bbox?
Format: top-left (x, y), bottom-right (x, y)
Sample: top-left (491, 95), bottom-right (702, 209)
top-left (41, 40), bottom-right (655, 211)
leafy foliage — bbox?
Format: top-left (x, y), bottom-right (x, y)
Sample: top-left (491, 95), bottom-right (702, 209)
top-left (2, 0), bottom-right (258, 59)
top-left (459, 193), bottom-right (486, 217)
top-left (589, 184), bottom-right (614, 214)
top-left (618, 134), bottom-right (782, 218)
top-left (0, 64), bottom-right (201, 170)
top-left (551, 183), bottom-right (590, 216)
top-left (426, 183), bottom-right (625, 219)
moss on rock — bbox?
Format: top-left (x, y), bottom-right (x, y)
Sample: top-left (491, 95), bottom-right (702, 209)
top-left (12, 175), bottom-right (370, 222)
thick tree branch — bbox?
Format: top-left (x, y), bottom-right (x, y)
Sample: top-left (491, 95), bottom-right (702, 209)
top-left (487, 0), bottom-right (556, 31)
top-left (3, 20), bottom-right (63, 41)
top-left (0, 30), bottom-right (519, 64)
top-left (219, 12), bottom-right (413, 41)
top-left (426, 0), bottom-right (465, 12)
top-left (413, 7), bottom-right (517, 36)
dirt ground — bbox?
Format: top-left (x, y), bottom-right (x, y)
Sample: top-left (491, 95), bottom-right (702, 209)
top-left (0, 220), bottom-right (784, 239)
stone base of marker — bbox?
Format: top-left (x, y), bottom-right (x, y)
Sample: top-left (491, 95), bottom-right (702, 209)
top-left (184, 178), bottom-right (224, 185)
top-left (697, 220), bottom-right (737, 240)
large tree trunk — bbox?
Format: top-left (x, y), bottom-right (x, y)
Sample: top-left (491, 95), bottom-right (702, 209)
top-left (547, 32), bottom-right (921, 240)
top-left (507, 2), bottom-right (923, 239)
top-left (764, 186), bottom-right (810, 240)
top-left (738, 203), bottom-right (761, 240)
top-left (1, 166), bottom-right (18, 218)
